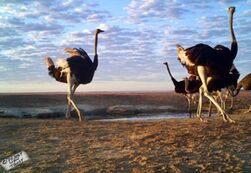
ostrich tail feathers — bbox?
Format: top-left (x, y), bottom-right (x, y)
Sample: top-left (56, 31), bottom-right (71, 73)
top-left (56, 59), bottom-right (69, 69)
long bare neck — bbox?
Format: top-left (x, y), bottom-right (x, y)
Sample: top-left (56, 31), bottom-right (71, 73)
top-left (164, 63), bottom-right (175, 81)
top-left (229, 9), bottom-right (236, 43)
top-left (93, 31), bottom-right (100, 71)
top-left (94, 32), bottom-right (99, 55)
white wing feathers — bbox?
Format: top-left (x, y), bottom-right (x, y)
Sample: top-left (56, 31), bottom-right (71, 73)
top-left (64, 48), bottom-right (82, 57)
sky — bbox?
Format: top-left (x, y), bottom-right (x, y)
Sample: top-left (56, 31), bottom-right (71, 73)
top-left (0, 0), bottom-right (251, 93)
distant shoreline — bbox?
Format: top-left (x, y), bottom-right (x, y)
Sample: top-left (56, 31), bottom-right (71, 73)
top-left (0, 90), bottom-right (174, 96)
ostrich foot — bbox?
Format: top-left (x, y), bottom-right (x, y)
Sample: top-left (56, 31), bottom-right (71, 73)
top-left (222, 114), bottom-right (235, 123)
top-left (78, 113), bottom-right (83, 122)
top-left (244, 106), bottom-right (251, 113)
top-left (228, 118), bottom-right (235, 123)
top-left (196, 115), bottom-right (207, 122)
top-left (244, 110), bottom-right (251, 114)
top-left (200, 118), bottom-right (208, 123)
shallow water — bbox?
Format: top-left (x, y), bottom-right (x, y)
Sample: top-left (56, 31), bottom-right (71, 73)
top-left (0, 105), bottom-right (100, 117)
top-left (96, 113), bottom-right (188, 121)
top-left (0, 104), bottom-right (180, 118)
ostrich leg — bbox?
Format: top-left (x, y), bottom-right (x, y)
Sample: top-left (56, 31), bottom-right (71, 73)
top-left (66, 73), bottom-right (82, 121)
top-left (230, 96), bottom-right (234, 109)
top-left (66, 83), bottom-right (79, 119)
top-left (197, 66), bottom-right (235, 123)
top-left (217, 91), bottom-right (225, 111)
top-left (208, 101), bottom-right (212, 117)
top-left (196, 87), bottom-right (205, 121)
top-left (186, 95), bottom-right (192, 118)
top-left (228, 89), bottom-right (234, 109)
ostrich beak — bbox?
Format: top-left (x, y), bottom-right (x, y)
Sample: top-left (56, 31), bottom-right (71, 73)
top-left (229, 7), bottom-right (235, 13)
top-left (96, 29), bottom-right (104, 33)
top-left (176, 44), bottom-right (184, 50)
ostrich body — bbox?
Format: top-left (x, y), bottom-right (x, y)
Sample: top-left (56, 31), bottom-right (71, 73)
top-left (45, 29), bottom-right (104, 121)
top-left (233, 73), bottom-right (251, 96)
top-left (207, 65), bottom-right (240, 116)
top-left (163, 62), bottom-right (201, 117)
top-left (176, 7), bottom-right (237, 122)
top-left (233, 73), bottom-right (251, 113)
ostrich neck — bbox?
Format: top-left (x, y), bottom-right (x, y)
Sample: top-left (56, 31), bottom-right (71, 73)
top-left (229, 11), bottom-right (236, 43)
top-left (165, 64), bottom-right (174, 79)
top-left (92, 32), bottom-right (99, 71)
top-left (94, 33), bottom-right (99, 55)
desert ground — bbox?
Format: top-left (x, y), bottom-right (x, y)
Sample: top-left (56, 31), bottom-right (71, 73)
top-left (0, 92), bottom-right (250, 172)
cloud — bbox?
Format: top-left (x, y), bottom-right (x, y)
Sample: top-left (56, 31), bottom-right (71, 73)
top-left (219, 0), bottom-right (246, 4)
top-left (0, 0), bottom-right (250, 92)
top-left (125, 0), bottom-right (189, 23)
top-left (0, 0), bottom-right (112, 81)
top-left (0, 66), bottom-right (8, 72)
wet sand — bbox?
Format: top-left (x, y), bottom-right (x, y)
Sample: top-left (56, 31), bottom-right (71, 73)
top-left (0, 92), bottom-right (250, 172)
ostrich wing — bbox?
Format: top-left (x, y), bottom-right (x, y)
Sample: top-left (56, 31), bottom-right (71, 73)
top-left (64, 48), bottom-right (82, 57)
top-left (76, 48), bottom-right (89, 59)
top-left (182, 44), bottom-right (230, 77)
top-left (185, 44), bottom-right (215, 66)
top-left (66, 54), bottom-right (95, 84)
top-left (64, 48), bottom-right (91, 60)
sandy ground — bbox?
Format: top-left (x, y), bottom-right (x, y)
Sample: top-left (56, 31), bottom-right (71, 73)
top-left (0, 92), bottom-right (251, 172)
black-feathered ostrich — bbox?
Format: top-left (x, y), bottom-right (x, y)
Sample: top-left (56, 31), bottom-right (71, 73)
top-left (182, 64), bottom-right (240, 117)
top-left (163, 62), bottom-right (201, 117)
top-left (206, 64), bottom-right (240, 116)
top-left (176, 7), bottom-right (237, 122)
top-left (226, 64), bottom-right (240, 109)
top-left (233, 73), bottom-right (251, 112)
top-left (45, 29), bottom-right (104, 121)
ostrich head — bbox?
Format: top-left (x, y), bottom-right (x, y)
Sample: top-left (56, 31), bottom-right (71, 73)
top-left (96, 29), bottom-right (104, 34)
top-left (163, 62), bottom-right (168, 66)
top-left (229, 6), bottom-right (235, 14)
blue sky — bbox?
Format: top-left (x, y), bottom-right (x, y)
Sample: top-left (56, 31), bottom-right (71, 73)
top-left (0, 0), bottom-right (251, 93)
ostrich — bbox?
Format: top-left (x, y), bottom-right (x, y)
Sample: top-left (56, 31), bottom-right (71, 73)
top-left (183, 64), bottom-right (240, 117)
top-left (176, 7), bottom-right (237, 122)
top-left (163, 62), bottom-right (201, 117)
top-left (45, 29), bottom-right (104, 121)
top-left (233, 73), bottom-right (251, 95)
top-left (226, 64), bottom-right (240, 109)
top-left (206, 64), bottom-right (240, 116)
top-left (233, 73), bottom-right (251, 112)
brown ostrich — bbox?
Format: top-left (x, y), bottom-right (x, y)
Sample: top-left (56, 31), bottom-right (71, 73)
top-left (45, 29), bottom-right (104, 121)
top-left (176, 7), bottom-right (238, 122)
top-left (163, 62), bottom-right (201, 117)
top-left (233, 73), bottom-right (251, 112)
